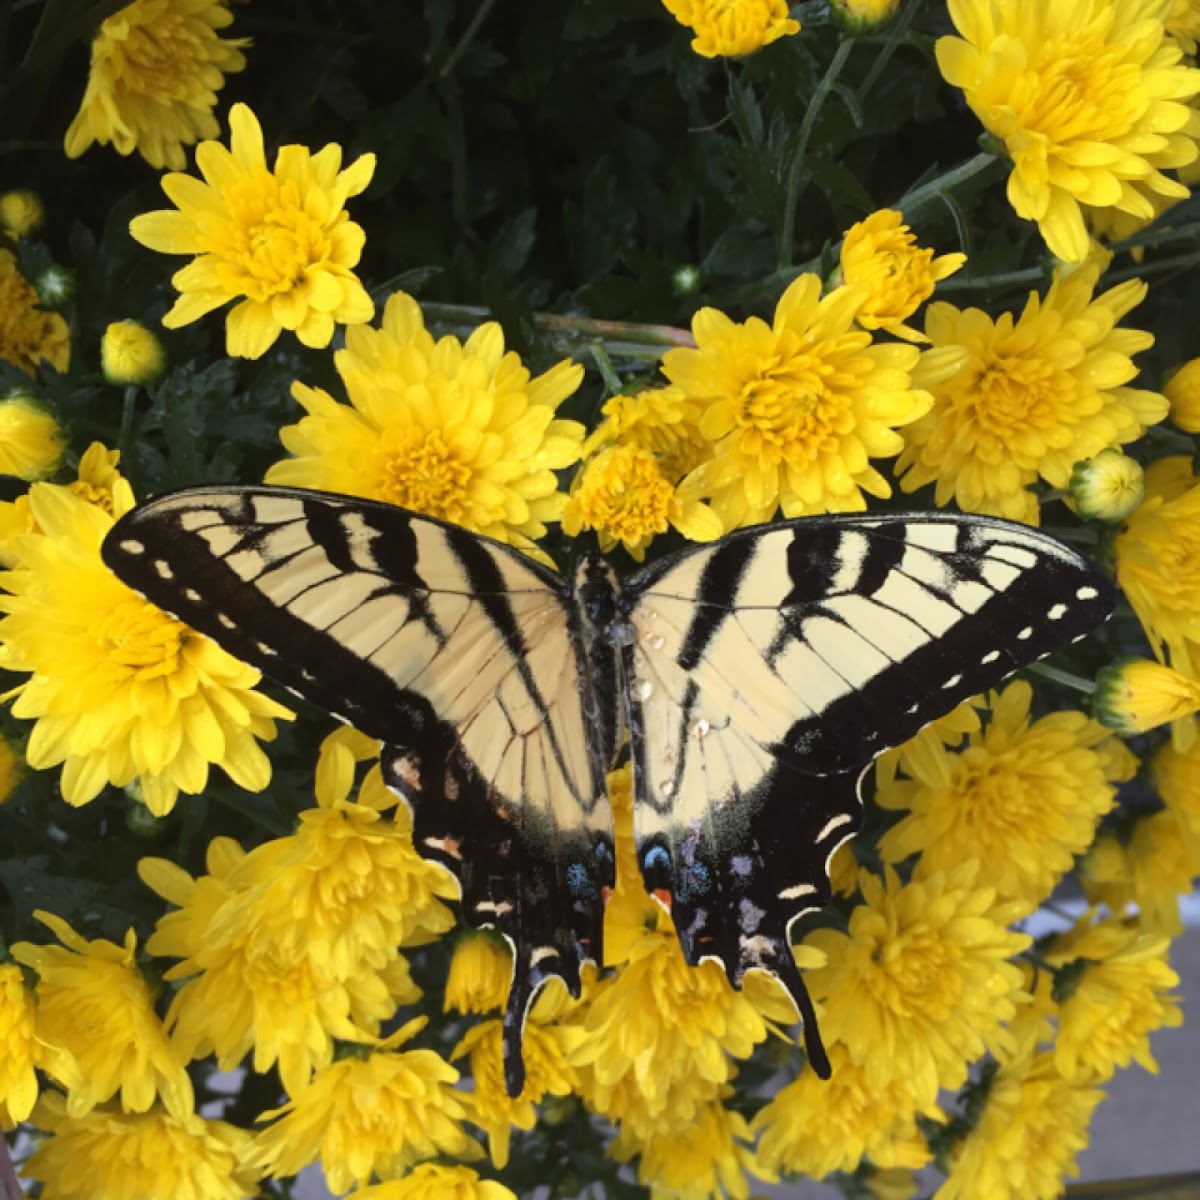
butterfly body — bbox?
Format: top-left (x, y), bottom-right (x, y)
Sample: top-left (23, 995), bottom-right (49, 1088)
top-left (102, 486), bottom-right (1113, 1095)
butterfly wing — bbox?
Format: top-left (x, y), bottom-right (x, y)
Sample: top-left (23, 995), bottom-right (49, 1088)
top-left (620, 512), bottom-right (1113, 1071)
top-left (102, 485), bottom-right (619, 1094)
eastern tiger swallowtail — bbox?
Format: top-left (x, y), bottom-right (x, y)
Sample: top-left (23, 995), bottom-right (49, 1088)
top-left (101, 486), bottom-right (1113, 1095)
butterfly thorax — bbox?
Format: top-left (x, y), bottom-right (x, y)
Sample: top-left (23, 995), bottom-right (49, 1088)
top-left (572, 552), bottom-right (629, 775)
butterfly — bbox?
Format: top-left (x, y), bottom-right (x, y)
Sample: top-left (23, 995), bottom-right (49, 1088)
top-left (101, 486), bottom-right (1113, 1095)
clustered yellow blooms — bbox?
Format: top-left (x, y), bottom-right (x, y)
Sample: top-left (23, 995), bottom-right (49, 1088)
top-left (5, 7), bottom-right (1200, 1194)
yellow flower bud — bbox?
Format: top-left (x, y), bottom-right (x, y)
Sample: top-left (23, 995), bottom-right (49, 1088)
top-left (0, 395), bottom-right (65, 481)
top-left (0, 190), bottom-right (43, 240)
top-left (1093, 657), bottom-right (1200, 735)
top-left (0, 733), bottom-right (24, 803)
top-left (1068, 449), bottom-right (1144, 522)
top-left (831, 0), bottom-right (901, 30)
top-left (1164, 357), bottom-right (1200, 434)
top-left (443, 928), bottom-right (511, 1015)
top-left (101, 320), bottom-right (165, 386)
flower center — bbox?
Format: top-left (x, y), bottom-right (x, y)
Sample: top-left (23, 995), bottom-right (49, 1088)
top-left (576, 447), bottom-right (674, 543)
top-left (101, 598), bottom-right (187, 680)
top-left (1021, 36), bottom-right (1142, 145)
top-left (380, 429), bottom-right (473, 523)
top-left (226, 179), bottom-right (333, 299)
top-left (956, 345), bottom-right (1073, 446)
top-left (117, 9), bottom-right (203, 102)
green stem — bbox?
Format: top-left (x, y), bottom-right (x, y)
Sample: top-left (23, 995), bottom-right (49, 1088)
top-left (894, 151), bottom-right (1000, 225)
top-left (419, 301), bottom-right (696, 359)
top-left (117, 385), bottom-right (137, 464)
top-left (588, 343), bottom-right (624, 395)
top-left (439, 0), bottom-right (497, 79)
top-left (934, 265), bottom-right (1046, 294)
top-left (858, 4), bottom-right (921, 100)
top-left (1027, 660), bottom-right (1096, 695)
top-left (779, 38), bottom-right (855, 271)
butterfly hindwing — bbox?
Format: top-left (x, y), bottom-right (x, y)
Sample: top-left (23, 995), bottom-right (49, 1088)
top-left (620, 512), bottom-right (1112, 1066)
top-left (102, 486), bottom-right (618, 1093)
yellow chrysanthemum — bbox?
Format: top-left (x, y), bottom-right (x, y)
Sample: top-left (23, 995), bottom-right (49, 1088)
top-left (1068, 449), bottom-right (1144, 522)
top-left (351, 1164), bottom-right (517, 1200)
top-left (562, 443), bottom-right (722, 560)
top-left (453, 1006), bottom-right (583, 1169)
top-left (22, 1093), bottom-right (258, 1200)
top-left (937, 0), bottom-right (1200, 262)
top-left (0, 189), bottom-right (43, 240)
top-left (64, 0), bottom-right (248, 171)
top-left (659, 0), bottom-right (800, 57)
top-left (0, 480), bottom-right (292, 814)
top-left (876, 681), bottom-right (1134, 912)
top-left (1153, 735), bottom-right (1200, 858)
top-left (129, 102), bottom-right (374, 358)
top-left (935, 1027), bottom-right (1104, 1200)
top-left (265, 289), bottom-right (585, 566)
top-left (101, 319), bottom-right (166, 386)
top-left (10, 912), bottom-right (192, 1119)
top-left (1117, 456), bottom-right (1200, 677)
top-left (838, 210), bottom-right (966, 343)
top-left (663, 275), bottom-right (934, 528)
top-left (0, 395), bottom-right (64, 481)
top-left (247, 1018), bottom-right (480, 1191)
top-left (1164, 356), bottom-right (1200, 432)
top-left (1169, 0), bottom-right (1200, 52)
top-left (0, 962), bottom-right (44, 1126)
top-left (1044, 913), bottom-right (1183, 1081)
top-left (896, 264), bottom-right (1167, 524)
top-left (1094, 657), bottom-right (1200, 740)
top-left (139, 834), bottom-right (418, 1096)
top-left (831, 0), bottom-right (901, 29)
top-left (610, 1097), bottom-right (766, 1200)
top-left (0, 248), bottom-right (70, 376)
top-left (444, 929), bottom-right (512, 1016)
top-left (753, 1043), bottom-right (938, 1180)
top-left (803, 863), bottom-right (1030, 1107)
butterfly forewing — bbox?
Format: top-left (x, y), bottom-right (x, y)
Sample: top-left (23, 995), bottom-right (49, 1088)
top-left (620, 512), bottom-right (1112, 1069)
top-left (102, 486), bottom-right (619, 1094)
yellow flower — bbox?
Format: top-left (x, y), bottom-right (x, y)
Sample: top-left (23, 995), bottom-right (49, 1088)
top-left (838, 210), bottom-right (965, 342)
top-left (0, 395), bottom-right (64, 481)
top-left (129, 102), bottom-right (374, 358)
top-left (139, 835), bottom-right (416, 1096)
top-left (876, 681), bottom-right (1134, 912)
top-left (1153, 735), bottom-right (1200, 858)
top-left (663, 276), bottom-right (932, 527)
top-left (0, 189), bottom-right (43, 240)
top-left (610, 1097), bottom-right (766, 1200)
top-left (1169, 0), bottom-right (1200, 52)
top-left (937, 0), bottom-right (1200, 262)
top-left (659, 0), bottom-right (800, 57)
top-left (935, 1027), bottom-right (1104, 1200)
top-left (64, 0), bottom-right (248, 171)
top-left (10, 911), bottom-right (193, 1119)
top-left (874, 697), bottom-right (983, 791)
top-left (803, 863), bottom-right (1030, 1107)
top-left (896, 265), bottom-right (1166, 524)
top-left (248, 1019), bottom-right (480, 1191)
top-left (831, 0), bottom-right (901, 29)
top-left (0, 480), bottom-right (292, 814)
top-left (0, 248), bottom-right (70, 376)
top-left (453, 1006), bottom-right (583, 1169)
top-left (351, 1164), bottom-right (517, 1200)
top-left (563, 443), bottom-right (722, 560)
top-left (753, 1043), bottom-right (937, 1180)
top-left (1164, 356), bottom-right (1200, 432)
top-left (0, 962), bottom-right (43, 1125)
top-left (266, 289), bottom-right (585, 567)
top-left (1116, 456), bottom-right (1200, 677)
top-left (444, 929), bottom-right (513, 1016)
top-left (101, 319), bottom-right (166, 386)
top-left (0, 731), bottom-right (23, 803)
top-left (1068, 448), bottom-right (1144, 522)
top-left (1044, 913), bottom-right (1183, 1081)
top-left (1094, 657), bottom-right (1200, 738)
top-left (21, 1092), bottom-right (258, 1200)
